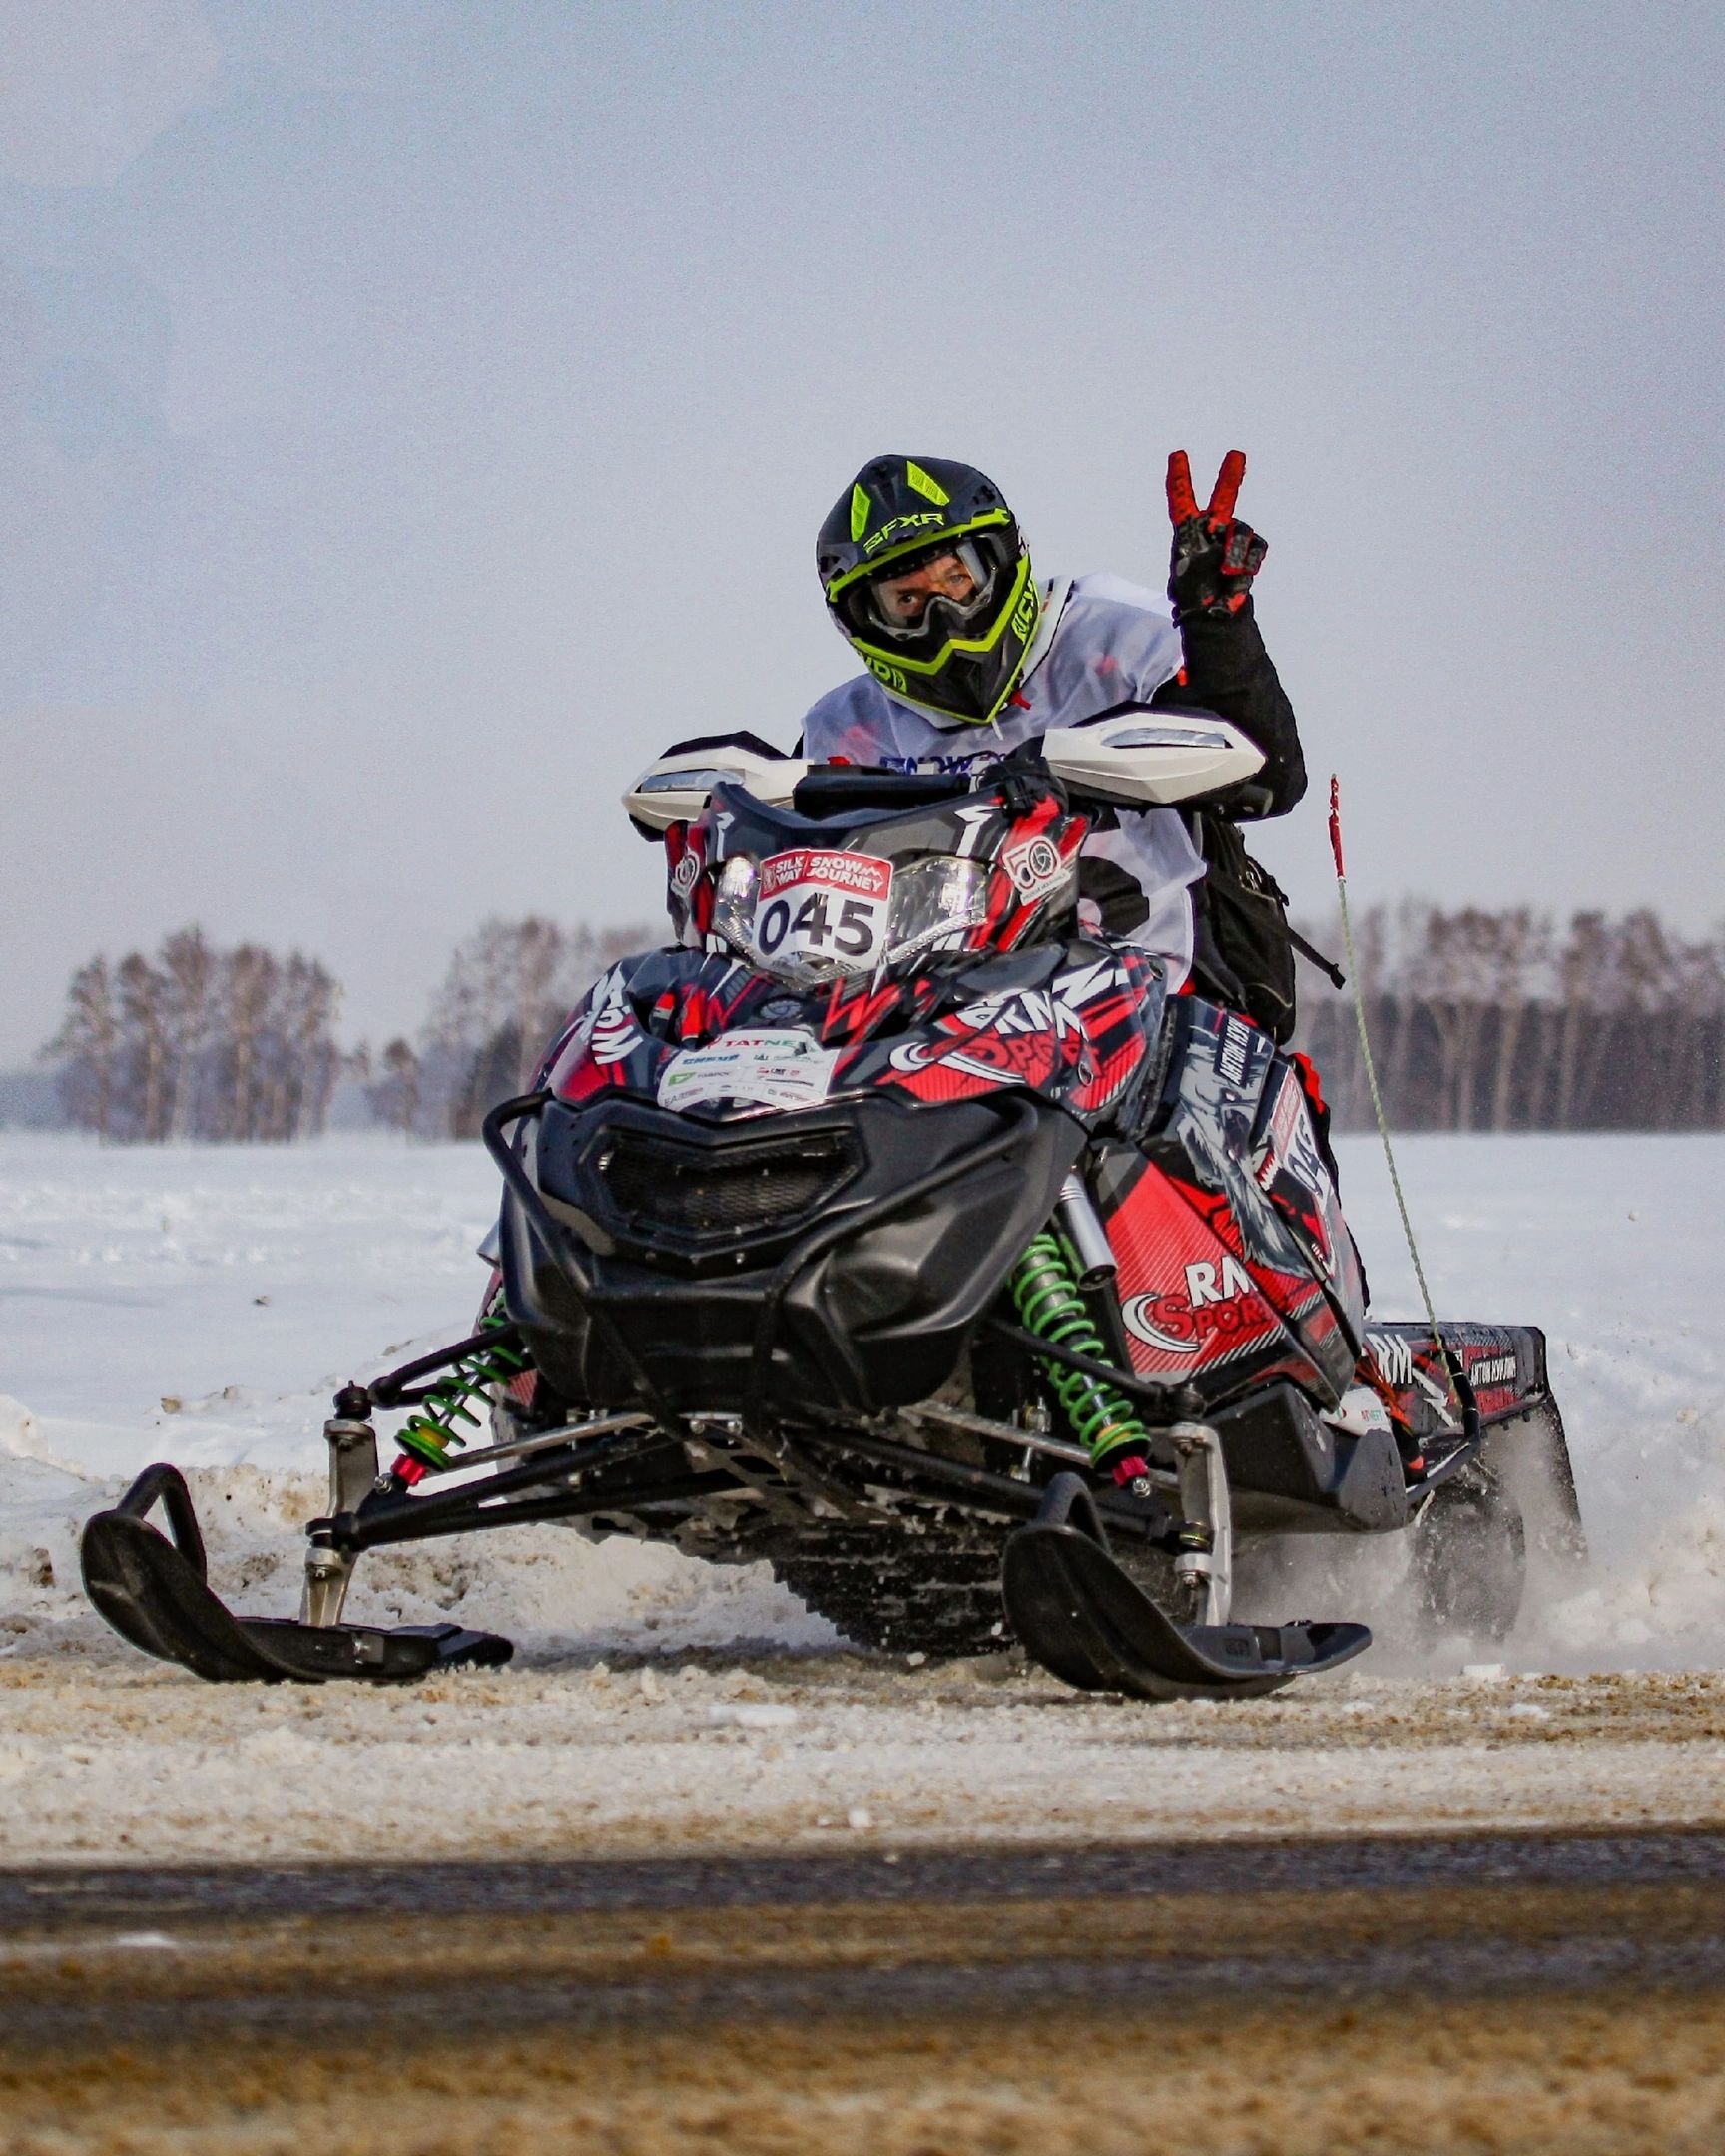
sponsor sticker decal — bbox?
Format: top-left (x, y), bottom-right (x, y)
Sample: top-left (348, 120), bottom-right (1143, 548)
top-left (1218, 1015), bottom-right (1253, 1088)
top-left (657, 1030), bottom-right (840, 1112)
top-left (1122, 1254), bottom-right (1269, 1357)
top-left (1000, 831), bottom-right (1068, 904)
top-left (1366, 1330), bottom-right (1415, 1388)
top-left (587, 974), bottom-right (641, 1066)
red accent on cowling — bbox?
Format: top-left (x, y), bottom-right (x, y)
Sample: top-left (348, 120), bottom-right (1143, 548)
top-left (1290, 1050), bottom-right (1327, 1119)
top-left (820, 978), bottom-right (902, 1046)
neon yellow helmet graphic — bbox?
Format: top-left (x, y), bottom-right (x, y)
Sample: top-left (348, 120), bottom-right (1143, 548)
top-left (816, 456), bottom-right (1039, 727)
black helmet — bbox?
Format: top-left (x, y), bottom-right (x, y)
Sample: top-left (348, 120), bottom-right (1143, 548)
top-left (816, 455), bottom-right (1040, 727)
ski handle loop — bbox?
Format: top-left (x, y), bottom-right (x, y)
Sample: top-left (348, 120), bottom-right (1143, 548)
top-left (111, 1461), bottom-right (210, 1583)
top-left (1328, 774), bottom-right (1463, 1422)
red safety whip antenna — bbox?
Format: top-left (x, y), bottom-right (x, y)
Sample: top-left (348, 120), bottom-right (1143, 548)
top-left (1328, 776), bottom-right (1459, 1419)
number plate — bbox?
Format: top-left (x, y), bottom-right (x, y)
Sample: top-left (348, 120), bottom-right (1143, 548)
top-left (753, 850), bottom-right (894, 972)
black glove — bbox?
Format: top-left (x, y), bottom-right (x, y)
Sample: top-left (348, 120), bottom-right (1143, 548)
top-left (1166, 449), bottom-right (1267, 622)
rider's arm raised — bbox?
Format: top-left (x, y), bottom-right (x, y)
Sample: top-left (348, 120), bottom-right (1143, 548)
top-left (1151, 450), bottom-right (1306, 818)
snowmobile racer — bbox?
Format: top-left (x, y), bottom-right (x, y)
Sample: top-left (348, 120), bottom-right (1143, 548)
top-left (76, 495), bottom-right (1586, 1696)
top-left (660, 450), bottom-right (1313, 1041)
top-left (803, 448), bottom-right (1309, 1031)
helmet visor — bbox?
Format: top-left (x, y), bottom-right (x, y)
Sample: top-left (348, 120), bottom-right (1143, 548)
top-left (861, 539), bottom-right (998, 644)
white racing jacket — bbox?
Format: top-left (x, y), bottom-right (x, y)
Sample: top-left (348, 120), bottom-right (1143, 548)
top-left (800, 573), bottom-right (1206, 986)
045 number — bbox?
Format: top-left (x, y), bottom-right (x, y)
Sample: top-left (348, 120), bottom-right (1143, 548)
top-left (756, 890), bottom-right (877, 958)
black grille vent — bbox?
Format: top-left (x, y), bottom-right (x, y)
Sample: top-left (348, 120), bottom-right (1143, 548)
top-left (596, 1126), bottom-right (859, 1243)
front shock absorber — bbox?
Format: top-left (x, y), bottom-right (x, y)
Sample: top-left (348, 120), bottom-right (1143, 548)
top-left (1008, 1229), bottom-right (1149, 1475)
top-left (396, 1300), bottom-right (530, 1474)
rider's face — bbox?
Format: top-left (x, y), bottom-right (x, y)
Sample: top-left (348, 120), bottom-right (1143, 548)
top-left (871, 550), bottom-right (979, 629)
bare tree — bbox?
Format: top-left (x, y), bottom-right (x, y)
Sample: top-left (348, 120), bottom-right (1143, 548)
top-left (417, 916), bottom-right (654, 1138)
top-left (161, 927), bottom-right (216, 1143)
top-left (366, 1038), bottom-right (421, 1135)
top-left (221, 945), bottom-right (278, 1141)
top-left (116, 953), bottom-right (170, 1142)
top-left (1484, 909), bottom-right (1542, 1133)
top-left (45, 958), bottom-right (119, 1139)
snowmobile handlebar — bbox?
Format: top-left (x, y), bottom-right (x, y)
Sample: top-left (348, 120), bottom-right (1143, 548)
top-left (623, 712), bottom-right (1266, 832)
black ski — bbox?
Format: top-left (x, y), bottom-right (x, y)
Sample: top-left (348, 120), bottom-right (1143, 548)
top-left (80, 1464), bottom-right (512, 1685)
top-left (1002, 1473), bottom-right (1370, 1702)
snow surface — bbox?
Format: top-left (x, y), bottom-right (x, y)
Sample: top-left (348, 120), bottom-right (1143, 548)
top-left (0, 1128), bottom-right (1721, 1863)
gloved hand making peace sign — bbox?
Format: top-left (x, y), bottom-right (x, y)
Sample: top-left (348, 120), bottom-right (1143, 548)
top-left (1165, 449), bottom-right (1268, 623)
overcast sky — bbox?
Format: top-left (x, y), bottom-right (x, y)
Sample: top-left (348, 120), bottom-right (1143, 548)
top-left (2, 1), bottom-right (1721, 1064)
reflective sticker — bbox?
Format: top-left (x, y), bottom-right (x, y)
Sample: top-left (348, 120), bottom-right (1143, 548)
top-left (904, 460), bottom-right (950, 507)
top-left (657, 1030), bottom-right (840, 1112)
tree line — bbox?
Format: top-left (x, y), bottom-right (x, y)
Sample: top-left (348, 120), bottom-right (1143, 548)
top-left (46, 928), bottom-right (344, 1143)
top-left (1293, 904), bottom-right (1725, 1132)
top-left (39, 918), bottom-right (651, 1145)
top-left (38, 904), bottom-right (1722, 1141)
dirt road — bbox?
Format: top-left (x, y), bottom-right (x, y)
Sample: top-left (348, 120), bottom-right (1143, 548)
top-left (6, 1828), bottom-right (1725, 2153)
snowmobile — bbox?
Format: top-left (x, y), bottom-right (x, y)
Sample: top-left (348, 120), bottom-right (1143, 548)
top-left (82, 719), bottom-right (1582, 1700)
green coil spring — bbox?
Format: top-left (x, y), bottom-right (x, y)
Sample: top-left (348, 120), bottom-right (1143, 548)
top-left (1008, 1229), bottom-right (1149, 1468)
top-left (398, 1304), bottom-right (530, 1473)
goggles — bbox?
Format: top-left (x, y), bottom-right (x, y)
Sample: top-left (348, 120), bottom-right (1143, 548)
top-left (861, 539), bottom-right (999, 643)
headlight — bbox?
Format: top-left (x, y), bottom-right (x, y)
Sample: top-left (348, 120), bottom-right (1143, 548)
top-left (882, 857), bottom-right (990, 963)
top-left (708, 852), bottom-right (992, 985)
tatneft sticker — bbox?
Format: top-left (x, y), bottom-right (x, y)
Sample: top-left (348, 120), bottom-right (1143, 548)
top-left (657, 1030), bottom-right (841, 1111)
